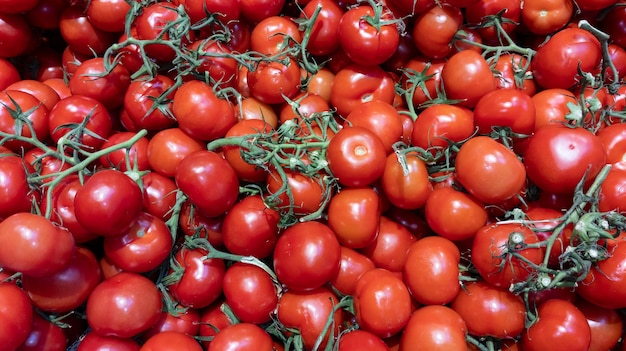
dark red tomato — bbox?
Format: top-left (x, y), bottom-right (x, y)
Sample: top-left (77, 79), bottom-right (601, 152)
top-left (381, 152), bottom-right (432, 210)
top-left (178, 201), bottom-right (225, 248)
top-left (0, 156), bottom-right (35, 219)
top-left (577, 241), bottom-right (626, 309)
top-left (172, 80), bottom-right (237, 142)
top-left (135, 2), bottom-right (193, 61)
top-left (344, 100), bottom-right (403, 154)
top-left (451, 281), bottom-right (525, 338)
top-left (575, 298), bottom-right (622, 351)
top-left (531, 88), bottom-right (578, 129)
top-left (0, 213), bottom-right (75, 277)
top-left (327, 187), bottom-right (380, 248)
top-left (266, 168), bottom-right (326, 216)
top-left (0, 90), bottom-right (49, 152)
top-left (441, 50), bottom-right (497, 108)
top-left (385, 206), bottom-right (431, 238)
top-left (85, 0), bottom-right (129, 33)
top-left (273, 221), bottom-right (341, 291)
top-left (104, 212), bottom-right (173, 273)
top-left (521, 299), bottom-right (591, 351)
top-left (147, 127), bottom-right (205, 178)
top-left (140, 331), bottom-right (203, 351)
top-left (465, 0), bottom-right (520, 43)
top-left (48, 95), bottom-right (112, 151)
top-left (61, 46), bottom-right (89, 78)
top-left (327, 126), bottom-right (386, 187)
top-left (175, 150), bottom-right (240, 218)
top-left (601, 3), bottom-right (626, 49)
top-left (330, 246), bottom-right (376, 295)
top-left (86, 272), bottom-right (162, 338)
top-left (69, 57), bottom-right (130, 110)
top-left (606, 44), bottom-right (626, 83)
top-left (412, 4), bottom-right (463, 59)
top-left (525, 206), bottom-right (570, 267)
top-left (122, 74), bottom-right (176, 132)
top-left (187, 39), bottom-right (239, 88)
top-left (250, 15), bottom-right (301, 56)
top-left (99, 132), bottom-right (150, 172)
top-left (276, 287), bottom-right (343, 351)
top-left (329, 64), bottom-right (395, 117)
top-left (403, 236), bottom-right (460, 305)
top-left (524, 125), bottom-right (606, 194)
top-left (208, 323), bottom-right (273, 351)
top-left (598, 122), bottom-right (626, 169)
top-left (167, 247), bottom-right (225, 309)
top-left (221, 195), bottom-right (280, 258)
top-left (473, 88), bottom-right (536, 135)
top-left (0, 58), bottom-right (20, 89)
top-left (175, 0), bottom-right (241, 24)
top-left (0, 13), bottom-right (32, 58)
top-left (142, 307), bottom-right (200, 340)
top-left (471, 223), bottom-right (544, 288)
top-left (221, 119), bottom-right (273, 183)
top-left (360, 215), bottom-right (417, 272)
top-left (222, 262), bottom-right (278, 324)
top-left (77, 332), bottom-right (140, 351)
top-left (410, 104), bottom-right (474, 153)
top-left (520, 0), bottom-right (573, 35)
top-left (532, 28), bottom-right (601, 89)
top-left (424, 187), bottom-right (488, 241)
top-left (455, 136), bottom-right (526, 204)
top-left (59, 5), bottom-right (115, 56)
top-left (598, 168), bottom-right (626, 213)
top-left (338, 329), bottom-right (388, 351)
top-left (21, 47), bottom-right (65, 81)
top-left (17, 312), bottom-right (67, 351)
top-left (6, 79), bottom-right (60, 111)
top-left (0, 283), bottom-right (33, 351)
top-left (197, 300), bottom-right (233, 349)
top-left (141, 172), bottom-right (178, 221)
top-left (74, 169), bottom-right (143, 237)
top-left (22, 246), bottom-right (100, 313)
top-left (354, 268), bottom-right (412, 338)
top-left (299, 0), bottom-right (342, 56)
top-left (399, 305), bottom-right (467, 351)
top-left (247, 57), bottom-right (302, 105)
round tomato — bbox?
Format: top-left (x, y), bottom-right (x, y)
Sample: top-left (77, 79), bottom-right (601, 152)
top-left (576, 240), bottom-right (626, 309)
top-left (167, 247), bottom-right (225, 309)
top-left (344, 100), bottom-right (403, 154)
top-left (0, 13), bottom-right (32, 58)
top-left (85, 0), bottom-right (130, 32)
top-left (329, 64), bottom-right (395, 117)
top-left (360, 215), bottom-right (417, 272)
top-left (197, 300), bottom-right (233, 349)
top-left (48, 95), bottom-right (112, 151)
top-left (399, 305), bottom-right (467, 351)
top-left (424, 187), bottom-right (488, 241)
top-left (17, 312), bottom-right (67, 351)
top-left (575, 298), bottom-right (623, 351)
top-left (247, 57), bottom-right (301, 105)
top-left (77, 332), bottom-right (140, 351)
top-left (0, 156), bottom-right (35, 219)
top-left (208, 323), bottom-right (273, 351)
top-left (140, 331), bottom-right (203, 351)
top-left (69, 57), bottom-right (130, 110)
top-left (598, 167), bottom-right (626, 212)
top-left (221, 119), bottom-right (273, 183)
top-left (122, 74), bottom-right (177, 132)
top-left (142, 307), bottom-right (200, 340)
top-left (59, 5), bottom-right (115, 56)
top-left (222, 262), bottom-right (278, 324)
top-left (598, 122), bottom-right (626, 169)
top-left (0, 283), bottom-right (33, 351)
top-left (327, 187), bottom-right (381, 248)
top-left (411, 3), bottom-right (463, 59)
top-left (381, 151), bottom-right (432, 210)
top-left (99, 132), bottom-right (150, 172)
top-left (0, 90), bottom-right (49, 152)
top-left (187, 39), bottom-right (239, 88)
top-left (410, 103), bottom-right (474, 153)
top-left (520, 0), bottom-right (573, 35)
top-left (402, 56), bottom-right (445, 107)
top-left (134, 2), bottom-right (193, 61)
top-left (147, 127), bottom-right (205, 178)
top-left (441, 50), bottom-right (497, 108)
top-left (300, 0), bottom-right (343, 56)
top-left (5, 79), bottom-right (60, 111)
top-left (330, 246), bottom-right (376, 295)
top-left (338, 329), bottom-right (388, 351)
top-left (473, 88), bottom-right (536, 135)
top-left (465, 0), bottom-right (521, 43)
top-left (250, 15), bottom-right (301, 56)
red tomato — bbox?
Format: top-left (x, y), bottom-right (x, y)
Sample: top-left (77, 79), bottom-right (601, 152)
top-left (330, 246), bottom-right (376, 295)
top-left (142, 307), bottom-right (201, 340)
top-left (0, 156), bottom-right (35, 219)
top-left (399, 305), bottom-right (467, 351)
top-left (134, 2), bottom-right (193, 61)
top-left (167, 247), bottom-right (225, 309)
top-left (492, 53), bottom-right (536, 95)
top-left (327, 187), bottom-right (381, 248)
top-left (48, 95), bottom-right (112, 151)
top-left (531, 88), bottom-right (578, 129)
top-left (178, 201), bottom-right (225, 248)
top-left (273, 221), bottom-right (341, 291)
top-left (401, 56), bottom-right (445, 107)
top-left (338, 329), bottom-right (388, 351)
top-left (221, 119), bottom-right (273, 183)
top-left (523, 125), bottom-right (606, 194)
top-left (69, 57), bottom-right (130, 110)
top-left (410, 104), bottom-right (474, 153)
top-left (521, 299), bottom-right (591, 351)
top-left (575, 298), bottom-right (623, 351)
top-left (344, 100), bottom-right (403, 154)
top-left (17, 312), bottom-right (67, 351)
top-left (147, 127), bottom-right (205, 178)
top-left (598, 167), bottom-right (626, 213)
top-left (424, 187), bottom-right (488, 241)
top-left (140, 331), bottom-right (203, 351)
top-left (222, 262), bottom-right (278, 324)
top-left (250, 15), bottom-right (301, 56)
top-left (465, 0), bottom-right (521, 43)
top-left (0, 58), bottom-right (20, 89)
top-left (59, 5), bottom-right (115, 56)
top-left (99, 132), bottom-right (150, 172)
top-left (77, 332), bottom-right (140, 351)
top-left (85, 0), bottom-right (130, 32)
top-left (441, 50), bottom-right (497, 108)
top-left (86, 272), bottom-right (163, 338)
top-left (187, 39), bottom-right (239, 88)
top-left (577, 241), bottom-right (626, 309)
top-left (74, 169), bottom-right (143, 237)
top-left (0, 213), bottom-right (75, 277)
top-left (237, 96), bottom-right (278, 128)
top-left (598, 122), bottom-right (626, 169)
top-left (266, 168), bottom-right (326, 217)
top-left (5, 79), bottom-right (60, 111)
top-left (0, 13), bottom-right (32, 58)
top-left (525, 206), bottom-right (570, 267)
top-left (208, 323), bottom-right (274, 351)
top-left (329, 64), bottom-right (395, 117)
top-left (0, 90), bottom-right (49, 152)
top-left (198, 300), bottom-right (233, 349)
top-left (360, 215), bottom-right (417, 272)
top-left (300, 0), bottom-right (343, 56)
top-left (473, 88), bottom-right (536, 135)
top-left (601, 3), bottom-right (626, 49)
top-left (122, 74), bottom-right (177, 132)
top-left (451, 281), bottom-right (525, 338)
top-left (0, 283), bottom-right (33, 351)
top-left (175, 0), bottom-right (241, 24)
top-left (412, 4), bottom-right (463, 59)
top-left (520, 0), bottom-right (573, 35)
top-left (403, 236), bottom-right (460, 305)
top-left (247, 57), bottom-right (301, 105)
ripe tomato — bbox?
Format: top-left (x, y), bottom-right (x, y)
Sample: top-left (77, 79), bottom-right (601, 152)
top-left (74, 169), bottom-right (143, 237)
top-left (17, 312), bottom-right (67, 351)
top-left (399, 305), bottom-right (467, 351)
top-left (520, 0), bottom-right (573, 35)
top-left (237, 96), bottom-right (278, 128)
top-left (424, 187), bottom-right (488, 241)
top-left (492, 53), bottom-right (536, 95)
top-left (250, 15), bottom-right (301, 56)
top-left (167, 247), bottom-right (225, 309)
top-left (344, 100), bottom-right (403, 154)
top-left (381, 152), bottom-right (432, 210)
top-left (5, 79), bottom-right (60, 111)
top-left (441, 50), bottom-right (497, 108)
top-left (300, 0), bottom-right (343, 56)
top-left (187, 39), bottom-right (238, 88)
top-left (0, 213), bottom-right (75, 277)
top-left (338, 329), bottom-right (388, 351)
top-left (575, 298), bottom-right (623, 351)
top-left (178, 201), bottom-right (225, 248)
top-left (0, 13), bottom-right (33, 58)
top-left (247, 57), bottom-right (301, 105)
top-left (0, 58), bottom-right (20, 89)
top-left (0, 156), bottom-right (35, 219)
top-left (48, 95), bottom-right (112, 151)
top-left (521, 299), bottom-right (591, 351)
top-left (59, 5), bottom-right (115, 56)
top-left (327, 126), bottom-right (387, 187)
top-left (140, 331), bottom-right (203, 351)
top-left (175, 0), bottom-right (241, 24)
top-left (147, 127), bottom-right (205, 178)
top-left (208, 323), bottom-right (274, 351)
top-left (598, 122), bottom-right (626, 169)
top-left (175, 150), bottom-right (240, 218)
top-left (330, 246), bottom-right (376, 295)
top-left (360, 215), bottom-right (417, 272)
top-left (411, 4), bottom-right (463, 59)
top-left (134, 2), bottom-right (193, 61)
top-left (525, 206), bottom-right (570, 267)
top-left (86, 0), bottom-right (130, 33)
top-left (221, 119), bottom-right (273, 183)
top-left (266, 168), bottom-right (326, 216)
top-left (601, 3), bottom-right (626, 49)
top-left (455, 136), bottom-right (526, 204)
top-left (410, 104), bottom-right (474, 153)
top-left (222, 262), bottom-right (278, 324)
top-left (198, 300), bottom-right (233, 349)
top-left (327, 187), bottom-right (380, 248)
top-left (0, 90), bottom-right (49, 152)
top-left (329, 64), bottom-right (395, 117)
top-left (99, 132), bottom-right (150, 172)
top-left (403, 236), bottom-right (460, 305)
top-left (0, 283), bottom-right (33, 351)
top-left (273, 221), bottom-right (341, 291)
top-left (576, 241), bottom-right (626, 309)
top-left (77, 332), bottom-right (140, 351)
top-left (473, 88), bottom-right (536, 135)
top-left (402, 56), bottom-right (445, 107)
top-left (465, 0), bottom-right (520, 43)
top-left (451, 281), bottom-right (525, 338)
top-left (523, 125), bottom-right (606, 194)
top-left (531, 88), bottom-right (578, 129)
top-left (86, 272), bottom-right (163, 338)
top-left (122, 74), bottom-right (177, 132)
top-left (69, 57), bottom-right (130, 110)
top-left (598, 167), bottom-right (626, 213)
top-left (142, 307), bottom-right (200, 340)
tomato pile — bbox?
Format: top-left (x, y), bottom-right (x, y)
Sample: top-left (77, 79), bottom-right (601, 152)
top-left (2, 0), bottom-right (626, 350)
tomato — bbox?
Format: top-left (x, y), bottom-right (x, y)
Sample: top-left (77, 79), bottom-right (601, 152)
top-left (74, 169), bottom-right (143, 237)
top-left (329, 64), bottom-right (396, 117)
top-left (601, 3), bottom-right (626, 49)
top-left (86, 272), bottom-right (163, 338)
top-left (473, 88), bottom-right (536, 135)
top-left (172, 80), bottom-right (237, 142)
top-left (140, 331), bottom-right (203, 351)
top-left (175, 0), bottom-right (241, 24)
top-left (187, 39), bottom-right (239, 88)
top-left (0, 213), bottom-right (75, 277)
top-left (386, 0), bottom-right (435, 16)
top-left (410, 104), bottom-right (474, 153)
top-left (520, 0), bottom-right (573, 35)
top-left (531, 88), bottom-right (578, 129)
top-left (327, 126), bottom-right (387, 187)
top-left (21, 246), bottom-right (101, 313)
top-left (178, 201), bottom-right (225, 248)
top-left (17, 312), bottom-right (67, 351)
top-left (492, 53), bottom-right (536, 95)
top-left (0, 90), bottom-right (49, 152)
top-left (59, 5), bottom-right (115, 56)
top-left (208, 323), bottom-right (274, 351)
top-left (523, 125), bottom-right (606, 194)
top-left (240, 0), bottom-right (284, 22)
top-left (403, 236), bottom-right (460, 305)
top-left (575, 298), bottom-right (623, 351)
top-left (471, 223), bottom-right (544, 288)
top-left (77, 332), bottom-right (140, 351)
top-left (344, 100), bottom-right (403, 154)
top-left (43, 78), bottom-right (71, 100)
top-left (175, 150), bottom-right (240, 218)
top-left (305, 68), bottom-right (335, 102)
top-left (122, 75), bottom-right (176, 131)
top-left (606, 43), bottom-right (626, 83)
top-left (86, 0), bottom-right (130, 32)
top-left (167, 246), bottom-right (225, 308)
top-left (598, 167), bottom-right (626, 213)
top-left (425, 187), bottom-right (488, 241)
top-left (99, 132), bottom-right (150, 172)
top-left (69, 57), bottom-right (130, 110)
top-left (250, 16), bottom-right (301, 56)
top-left (0, 58), bottom-right (20, 89)
top-left (222, 262), bottom-right (278, 324)
top-left (237, 96), bottom-right (278, 128)
top-left (337, 329), bottom-right (388, 351)
top-left (0, 13), bottom-right (32, 58)
top-left (399, 305), bottom-right (467, 351)
top-left (411, 4), bottom-right (463, 59)
top-left (198, 300), bottom-right (233, 349)
top-left (525, 206), bottom-right (570, 267)
top-left (521, 299), bottom-right (591, 351)
top-left (451, 281), bottom-right (525, 338)
top-left (6, 79), bottom-right (60, 111)
top-left (577, 241), bottom-right (626, 309)
top-left (247, 57), bottom-right (301, 105)
top-left (300, 0), bottom-right (343, 56)
top-left (532, 28), bottom-right (601, 89)
top-left (273, 221), bottom-right (341, 291)
top-left (441, 50), bottom-right (497, 108)
top-left (598, 122), bottom-right (626, 169)
top-left (220, 120), bottom-right (273, 182)
top-left (465, 0), bottom-right (521, 43)
top-left (147, 128), bottom-right (205, 178)
top-left (360, 215), bottom-right (417, 272)
top-left (327, 187), bottom-right (380, 248)
top-left (276, 287), bottom-right (343, 350)
top-left (142, 307), bottom-right (200, 340)
top-left (330, 246), bottom-right (376, 295)
top-left (402, 56), bottom-right (445, 107)
top-left (135, 2), bottom-right (193, 62)
top-left (266, 168), bottom-right (326, 217)
top-left (0, 283), bottom-right (33, 351)
top-left (455, 136), bottom-right (526, 204)
top-left (0, 156), bottom-right (35, 219)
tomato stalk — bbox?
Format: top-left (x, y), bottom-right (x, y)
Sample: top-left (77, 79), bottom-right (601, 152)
top-left (578, 20), bottom-right (621, 91)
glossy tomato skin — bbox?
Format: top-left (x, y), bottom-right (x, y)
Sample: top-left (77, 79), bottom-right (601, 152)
top-left (360, 215), bottom-right (417, 272)
top-left (0, 90), bottom-right (49, 152)
top-left (329, 64), bottom-right (395, 117)
top-left (0, 13), bottom-right (33, 58)
top-left (577, 241), bottom-right (626, 309)
top-left (247, 57), bottom-right (301, 105)
top-left (412, 3), bottom-right (463, 59)
top-left (86, 272), bottom-right (163, 338)
top-left (399, 305), bottom-right (467, 351)
top-left (69, 57), bottom-right (130, 110)
top-left (250, 16), bottom-right (301, 56)
top-left (473, 88), bottom-right (536, 135)
top-left (99, 132), bottom-right (150, 172)
top-left (300, 0), bottom-right (343, 56)
top-left (521, 299), bottom-right (591, 351)
top-left (338, 329), bottom-right (388, 351)
top-left (5, 79), bottom-right (60, 111)
top-left (330, 246), bottom-right (376, 295)
top-left (410, 104), bottom-right (474, 153)
top-left (77, 332), bottom-right (140, 351)
top-left (122, 75), bottom-right (177, 132)
top-left (424, 187), bottom-right (488, 241)
top-left (575, 298), bottom-right (623, 351)
top-left (520, 0), bottom-right (573, 35)
top-left (531, 88), bottom-right (578, 129)
top-left (273, 221), bottom-right (341, 291)
top-left (381, 152), bottom-right (432, 210)
top-left (222, 119), bottom-right (273, 183)
top-left (17, 312), bottom-right (67, 351)
top-left (141, 172), bottom-right (178, 221)
top-left (140, 331), bottom-right (203, 351)
top-left (327, 187), bottom-right (381, 248)
top-left (598, 167), bottom-right (626, 212)
top-left (175, 150), bottom-right (240, 218)
top-left (0, 213), bottom-right (75, 277)
top-left (0, 156), bottom-right (35, 219)
top-left (441, 50), bottom-right (497, 108)
top-left (142, 307), bottom-right (200, 340)
top-left (0, 283), bottom-right (33, 351)
top-left (222, 262), bottom-right (278, 324)
top-left (147, 128), bottom-right (205, 178)
top-left (208, 323), bottom-right (274, 351)
top-left (167, 247), bottom-right (225, 309)
top-left (344, 100), bottom-right (403, 154)
top-left (59, 5), bottom-right (115, 56)
top-left (48, 95), bottom-right (112, 151)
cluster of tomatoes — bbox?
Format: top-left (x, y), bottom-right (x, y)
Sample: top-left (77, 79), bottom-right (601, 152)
top-left (2, 0), bottom-right (626, 350)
